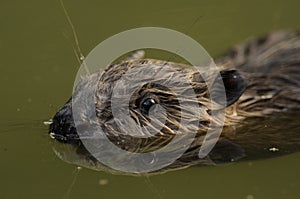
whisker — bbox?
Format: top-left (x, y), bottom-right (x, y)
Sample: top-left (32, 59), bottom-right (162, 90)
top-left (59, 0), bottom-right (90, 75)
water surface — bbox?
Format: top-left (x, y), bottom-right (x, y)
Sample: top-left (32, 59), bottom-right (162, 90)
top-left (0, 0), bottom-right (300, 198)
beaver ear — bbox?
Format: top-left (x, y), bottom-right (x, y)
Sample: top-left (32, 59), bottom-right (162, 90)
top-left (211, 70), bottom-right (246, 107)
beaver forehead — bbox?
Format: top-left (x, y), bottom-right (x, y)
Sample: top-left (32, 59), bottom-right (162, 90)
top-left (102, 59), bottom-right (206, 80)
top-left (98, 59), bottom-right (207, 91)
top-left (95, 59), bottom-right (210, 121)
top-left (96, 59), bottom-right (209, 105)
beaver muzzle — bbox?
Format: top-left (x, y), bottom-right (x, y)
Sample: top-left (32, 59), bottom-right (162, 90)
top-left (49, 98), bottom-right (79, 145)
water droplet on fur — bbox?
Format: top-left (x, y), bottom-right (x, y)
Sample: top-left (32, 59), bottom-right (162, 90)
top-left (142, 153), bottom-right (156, 165)
top-left (43, 119), bottom-right (53, 125)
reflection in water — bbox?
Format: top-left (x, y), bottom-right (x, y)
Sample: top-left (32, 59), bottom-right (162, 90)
top-left (50, 110), bottom-right (300, 175)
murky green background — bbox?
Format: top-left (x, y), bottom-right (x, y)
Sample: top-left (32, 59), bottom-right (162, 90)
top-left (0, 0), bottom-right (300, 198)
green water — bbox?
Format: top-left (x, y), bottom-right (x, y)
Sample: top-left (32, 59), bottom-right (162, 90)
top-left (1, 0), bottom-right (300, 198)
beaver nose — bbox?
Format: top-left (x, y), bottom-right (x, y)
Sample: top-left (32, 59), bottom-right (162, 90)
top-left (49, 98), bottom-right (80, 145)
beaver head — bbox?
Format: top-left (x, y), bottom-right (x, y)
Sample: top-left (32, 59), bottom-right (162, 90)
top-left (49, 59), bottom-right (245, 156)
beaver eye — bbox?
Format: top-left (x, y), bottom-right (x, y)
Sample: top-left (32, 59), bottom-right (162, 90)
top-left (140, 98), bottom-right (156, 113)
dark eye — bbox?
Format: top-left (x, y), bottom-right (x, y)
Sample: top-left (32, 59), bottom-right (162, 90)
top-left (140, 98), bottom-right (156, 114)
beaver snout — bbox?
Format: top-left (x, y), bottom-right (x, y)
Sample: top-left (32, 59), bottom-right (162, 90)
top-left (49, 98), bottom-right (79, 145)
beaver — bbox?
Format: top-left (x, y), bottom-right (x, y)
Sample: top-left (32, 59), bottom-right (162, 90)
top-left (49, 30), bottom-right (300, 173)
